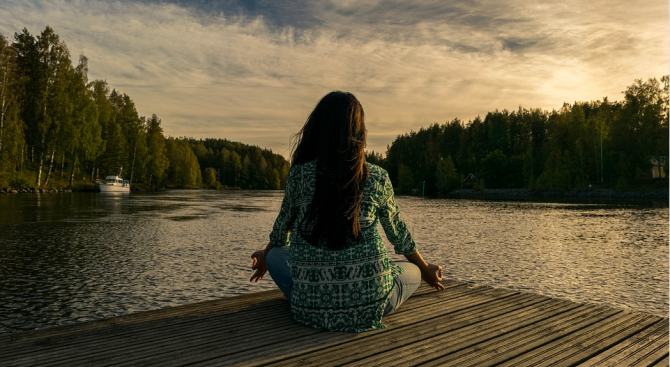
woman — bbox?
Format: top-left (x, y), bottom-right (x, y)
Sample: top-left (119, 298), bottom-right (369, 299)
top-left (250, 91), bottom-right (444, 332)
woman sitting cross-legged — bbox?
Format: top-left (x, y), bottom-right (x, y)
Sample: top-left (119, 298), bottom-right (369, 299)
top-left (250, 91), bottom-right (444, 332)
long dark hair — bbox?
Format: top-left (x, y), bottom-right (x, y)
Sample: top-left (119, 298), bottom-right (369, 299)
top-left (291, 91), bottom-right (369, 250)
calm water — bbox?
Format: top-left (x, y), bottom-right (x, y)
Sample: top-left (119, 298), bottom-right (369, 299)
top-left (0, 191), bottom-right (667, 333)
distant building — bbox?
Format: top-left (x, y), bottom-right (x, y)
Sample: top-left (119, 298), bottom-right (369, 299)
top-left (650, 157), bottom-right (667, 179)
top-left (463, 173), bottom-right (479, 188)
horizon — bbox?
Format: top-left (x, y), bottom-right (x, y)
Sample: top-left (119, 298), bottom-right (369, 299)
top-left (1, 0), bottom-right (667, 157)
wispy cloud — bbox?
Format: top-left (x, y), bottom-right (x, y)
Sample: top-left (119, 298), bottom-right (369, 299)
top-left (0, 0), bottom-right (667, 156)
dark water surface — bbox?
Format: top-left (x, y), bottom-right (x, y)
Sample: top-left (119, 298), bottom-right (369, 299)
top-left (0, 191), bottom-right (667, 333)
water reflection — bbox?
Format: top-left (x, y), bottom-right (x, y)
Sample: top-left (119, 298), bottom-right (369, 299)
top-left (0, 191), bottom-right (667, 333)
top-left (394, 196), bottom-right (668, 318)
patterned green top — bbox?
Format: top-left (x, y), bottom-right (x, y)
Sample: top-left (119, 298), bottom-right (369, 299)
top-left (269, 161), bottom-right (417, 332)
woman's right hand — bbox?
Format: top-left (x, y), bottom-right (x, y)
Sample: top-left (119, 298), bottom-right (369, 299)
top-left (421, 263), bottom-right (445, 291)
top-left (249, 249), bottom-right (268, 282)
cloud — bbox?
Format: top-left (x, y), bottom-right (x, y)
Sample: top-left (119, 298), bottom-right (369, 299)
top-left (0, 0), bottom-right (667, 156)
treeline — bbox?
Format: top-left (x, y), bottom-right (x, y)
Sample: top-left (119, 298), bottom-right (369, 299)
top-left (380, 77), bottom-right (669, 194)
top-left (0, 26), bottom-right (289, 190)
top-left (188, 138), bottom-right (291, 189)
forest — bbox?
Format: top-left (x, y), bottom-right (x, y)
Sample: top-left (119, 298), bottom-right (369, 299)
top-left (0, 27), bottom-right (290, 191)
top-left (0, 27), bottom-right (667, 194)
top-left (379, 76), bottom-right (669, 194)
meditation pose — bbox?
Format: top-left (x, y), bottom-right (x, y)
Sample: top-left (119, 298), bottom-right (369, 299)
top-left (250, 91), bottom-right (444, 332)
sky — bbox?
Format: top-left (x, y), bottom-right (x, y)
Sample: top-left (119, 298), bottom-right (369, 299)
top-left (1, 0), bottom-right (668, 157)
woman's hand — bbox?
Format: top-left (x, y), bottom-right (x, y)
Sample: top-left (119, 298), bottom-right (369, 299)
top-left (421, 263), bottom-right (445, 291)
top-left (404, 250), bottom-right (445, 291)
top-left (249, 249), bottom-right (268, 282)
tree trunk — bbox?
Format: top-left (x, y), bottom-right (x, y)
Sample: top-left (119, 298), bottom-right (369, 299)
top-left (130, 140), bottom-right (137, 185)
top-left (19, 146), bottom-right (24, 173)
top-left (69, 158), bottom-right (77, 188)
top-left (593, 143), bottom-right (599, 185)
top-left (60, 152), bottom-right (65, 180)
top-left (0, 62), bottom-right (7, 153)
top-left (0, 88), bottom-right (5, 154)
top-left (44, 149), bottom-right (56, 187)
top-left (36, 151), bottom-right (44, 188)
top-left (36, 81), bottom-right (51, 188)
top-left (600, 130), bottom-right (605, 183)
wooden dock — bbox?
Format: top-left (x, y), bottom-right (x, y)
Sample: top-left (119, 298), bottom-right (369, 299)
top-left (1, 280), bottom-right (667, 366)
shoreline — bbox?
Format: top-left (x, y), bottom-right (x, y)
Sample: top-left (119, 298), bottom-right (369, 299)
top-left (447, 188), bottom-right (669, 200)
top-left (1, 186), bottom-right (668, 200)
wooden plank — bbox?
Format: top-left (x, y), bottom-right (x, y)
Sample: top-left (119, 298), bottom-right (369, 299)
top-left (345, 299), bottom-right (579, 367)
top-left (162, 289), bottom-right (526, 367)
top-left (1, 280), bottom-right (666, 367)
top-left (361, 302), bottom-right (614, 367)
top-left (5, 284), bottom-right (453, 366)
top-left (653, 353), bottom-right (669, 367)
top-left (578, 320), bottom-right (669, 366)
top-left (425, 309), bottom-right (657, 367)
top-left (0, 289), bottom-right (283, 348)
top-left (2, 297), bottom-right (291, 362)
top-left (496, 312), bottom-right (661, 366)
top-left (123, 288), bottom-right (519, 367)
top-left (5, 284), bottom-right (449, 366)
top-left (230, 293), bottom-right (553, 367)
top-left (9, 305), bottom-right (296, 367)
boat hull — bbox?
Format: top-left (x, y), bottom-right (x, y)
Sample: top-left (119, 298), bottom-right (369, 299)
top-left (99, 184), bottom-right (130, 193)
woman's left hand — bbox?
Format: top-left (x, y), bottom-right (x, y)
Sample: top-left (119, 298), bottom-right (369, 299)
top-left (249, 250), bottom-right (268, 282)
top-left (421, 263), bottom-right (445, 291)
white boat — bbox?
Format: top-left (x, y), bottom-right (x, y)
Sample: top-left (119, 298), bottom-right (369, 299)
top-left (99, 175), bottom-right (131, 193)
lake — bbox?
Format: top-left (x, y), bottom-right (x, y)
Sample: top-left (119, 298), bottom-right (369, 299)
top-left (0, 190), bottom-right (667, 333)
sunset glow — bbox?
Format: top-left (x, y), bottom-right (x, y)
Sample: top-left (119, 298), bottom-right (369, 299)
top-left (1, 0), bottom-right (667, 156)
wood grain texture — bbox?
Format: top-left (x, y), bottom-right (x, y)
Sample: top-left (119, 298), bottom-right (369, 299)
top-left (1, 282), bottom-right (667, 367)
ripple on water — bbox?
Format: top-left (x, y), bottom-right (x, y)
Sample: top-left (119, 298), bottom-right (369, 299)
top-left (0, 192), bottom-right (667, 333)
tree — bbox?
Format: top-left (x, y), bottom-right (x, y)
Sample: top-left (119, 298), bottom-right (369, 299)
top-left (0, 33), bottom-right (18, 154)
top-left (64, 55), bottom-right (102, 187)
top-left (610, 77), bottom-right (667, 186)
top-left (435, 155), bottom-right (459, 194)
top-left (22, 27), bottom-right (73, 187)
top-left (365, 150), bottom-right (385, 168)
top-left (89, 80), bottom-right (112, 180)
top-left (165, 138), bottom-right (201, 188)
top-left (397, 164), bottom-right (414, 194)
top-left (0, 33), bottom-right (24, 179)
top-left (203, 167), bottom-right (219, 189)
top-left (145, 114), bottom-right (169, 190)
top-left (480, 150), bottom-right (509, 189)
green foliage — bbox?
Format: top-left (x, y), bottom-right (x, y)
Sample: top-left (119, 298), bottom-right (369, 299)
top-left (385, 77), bottom-right (668, 193)
top-left (0, 27), bottom-right (666, 193)
top-left (397, 164), bottom-right (415, 194)
top-left (146, 114), bottom-right (169, 189)
top-left (9, 173), bottom-right (29, 189)
top-left (188, 138), bottom-right (289, 190)
top-left (435, 155), bottom-right (460, 193)
top-left (203, 167), bottom-right (220, 189)
top-left (0, 33), bottom-right (24, 177)
top-left (365, 150), bottom-right (386, 168)
top-left (480, 150), bottom-right (507, 189)
top-left (0, 26), bottom-right (290, 191)
top-left (166, 138), bottom-right (201, 188)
